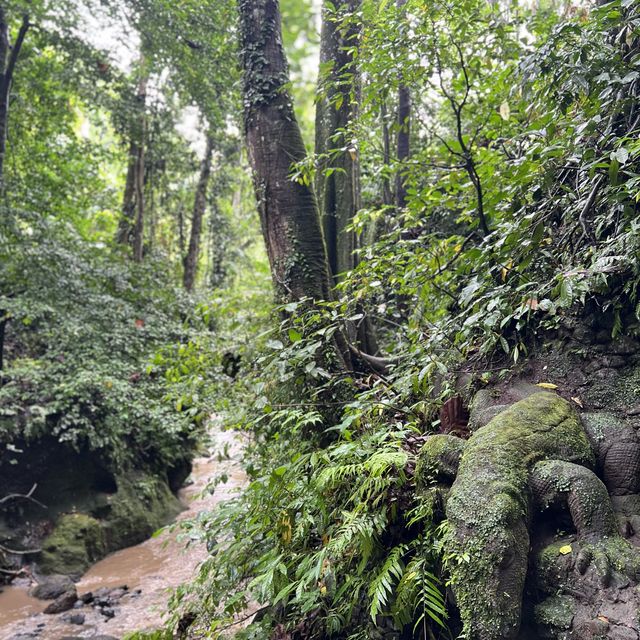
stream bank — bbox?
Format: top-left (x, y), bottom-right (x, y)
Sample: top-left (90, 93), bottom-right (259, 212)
top-left (0, 428), bottom-right (246, 640)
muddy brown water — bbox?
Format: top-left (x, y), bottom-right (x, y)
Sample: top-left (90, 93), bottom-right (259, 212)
top-left (0, 428), bottom-right (247, 640)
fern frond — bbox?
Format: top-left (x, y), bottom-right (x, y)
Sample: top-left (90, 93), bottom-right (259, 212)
top-left (368, 544), bottom-right (407, 620)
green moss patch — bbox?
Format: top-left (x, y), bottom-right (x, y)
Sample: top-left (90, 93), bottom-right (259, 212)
top-left (39, 513), bottom-right (106, 576)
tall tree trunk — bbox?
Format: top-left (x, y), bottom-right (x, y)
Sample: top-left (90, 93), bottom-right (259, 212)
top-left (315, 0), bottom-right (361, 285)
top-left (0, 8), bottom-right (29, 186)
top-left (183, 135), bottom-right (214, 291)
top-left (178, 204), bottom-right (185, 256)
top-left (237, 0), bottom-right (351, 370)
top-left (132, 134), bottom-right (146, 262)
top-left (381, 98), bottom-right (393, 209)
top-left (116, 138), bottom-right (139, 245)
top-left (316, 0), bottom-right (379, 357)
top-left (395, 0), bottom-right (410, 210)
top-left (0, 312), bottom-right (6, 374)
top-left (116, 67), bottom-right (147, 256)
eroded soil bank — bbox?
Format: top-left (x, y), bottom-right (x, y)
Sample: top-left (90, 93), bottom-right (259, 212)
top-left (0, 428), bottom-right (246, 640)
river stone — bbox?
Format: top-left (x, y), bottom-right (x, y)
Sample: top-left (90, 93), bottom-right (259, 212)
top-left (43, 588), bottom-right (77, 614)
top-left (61, 612), bottom-right (85, 625)
top-left (61, 637), bottom-right (118, 640)
top-left (29, 574), bottom-right (75, 600)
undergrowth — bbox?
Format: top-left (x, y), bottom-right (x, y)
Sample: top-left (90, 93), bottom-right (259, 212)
top-left (165, 2), bottom-right (640, 638)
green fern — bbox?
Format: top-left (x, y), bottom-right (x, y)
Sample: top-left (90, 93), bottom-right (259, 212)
top-left (369, 544), bottom-right (407, 619)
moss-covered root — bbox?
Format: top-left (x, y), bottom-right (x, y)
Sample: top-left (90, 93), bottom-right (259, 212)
top-left (531, 460), bottom-right (618, 538)
top-left (445, 392), bottom-right (593, 640)
top-left (39, 513), bottom-right (105, 576)
top-left (415, 434), bottom-right (466, 488)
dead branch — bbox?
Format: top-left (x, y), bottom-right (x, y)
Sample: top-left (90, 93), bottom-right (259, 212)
top-left (0, 483), bottom-right (47, 509)
top-left (0, 543), bottom-right (41, 555)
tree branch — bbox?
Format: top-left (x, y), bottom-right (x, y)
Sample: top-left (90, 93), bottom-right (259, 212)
top-left (0, 483), bottom-right (47, 509)
top-left (0, 543), bottom-right (41, 555)
top-left (4, 14), bottom-right (29, 90)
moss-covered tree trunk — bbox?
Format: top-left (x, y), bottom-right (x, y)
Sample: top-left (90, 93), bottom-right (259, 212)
top-left (238, 0), bottom-right (351, 370)
top-left (238, 0), bottom-right (330, 303)
top-left (183, 135), bottom-right (214, 291)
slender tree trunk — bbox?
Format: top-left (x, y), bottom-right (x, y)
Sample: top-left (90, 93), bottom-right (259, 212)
top-left (0, 313), bottom-right (6, 373)
top-left (183, 135), bottom-right (214, 291)
top-left (116, 139), bottom-right (139, 245)
top-left (237, 0), bottom-right (351, 370)
top-left (178, 205), bottom-right (185, 256)
top-left (315, 0), bottom-right (379, 357)
top-left (381, 99), bottom-right (393, 208)
top-left (315, 0), bottom-right (361, 285)
top-left (0, 8), bottom-right (29, 186)
top-left (132, 135), bottom-right (146, 262)
top-left (395, 0), bottom-right (410, 210)
top-left (116, 67), bottom-right (148, 256)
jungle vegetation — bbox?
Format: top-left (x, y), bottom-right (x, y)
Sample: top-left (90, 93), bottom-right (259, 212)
top-left (1, 0), bottom-right (640, 638)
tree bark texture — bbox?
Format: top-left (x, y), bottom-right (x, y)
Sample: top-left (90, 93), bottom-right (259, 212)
top-left (238, 0), bottom-right (351, 370)
top-left (315, 0), bottom-right (379, 357)
top-left (238, 0), bottom-right (335, 304)
top-left (0, 8), bottom-right (29, 185)
top-left (315, 0), bottom-right (361, 285)
top-left (395, 0), bottom-right (410, 210)
top-left (183, 135), bottom-right (214, 291)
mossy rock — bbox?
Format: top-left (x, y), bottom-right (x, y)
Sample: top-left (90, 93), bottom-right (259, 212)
top-left (39, 513), bottom-right (106, 576)
top-left (105, 472), bottom-right (183, 549)
top-left (39, 473), bottom-right (182, 576)
top-left (535, 595), bottom-right (576, 633)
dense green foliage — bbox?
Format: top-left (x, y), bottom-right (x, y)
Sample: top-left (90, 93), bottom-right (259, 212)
top-left (0, 210), bottom-right (208, 469)
top-left (163, 1), bottom-right (640, 639)
top-left (1, 0), bottom-right (639, 638)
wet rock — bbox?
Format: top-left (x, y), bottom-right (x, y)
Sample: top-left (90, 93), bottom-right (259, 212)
top-left (79, 590), bottom-right (93, 603)
top-left (43, 588), bottom-right (77, 614)
top-left (61, 612), bottom-right (85, 625)
top-left (60, 637), bottom-right (117, 640)
top-left (39, 513), bottom-right (106, 577)
top-left (100, 606), bottom-right (115, 619)
top-left (609, 626), bottom-right (639, 640)
top-left (610, 336), bottom-right (640, 355)
top-left (108, 586), bottom-right (127, 600)
top-left (29, 574), bottom-right (74, 600)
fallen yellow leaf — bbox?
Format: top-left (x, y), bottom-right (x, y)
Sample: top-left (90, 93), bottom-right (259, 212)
top-left (559, 545), bottom-right (572, 555)
top-left (537, 382), bottom-right (558, 390)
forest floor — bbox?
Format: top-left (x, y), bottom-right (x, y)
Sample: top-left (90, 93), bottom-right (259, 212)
top-left (0, 424), bottom-right (247, 640)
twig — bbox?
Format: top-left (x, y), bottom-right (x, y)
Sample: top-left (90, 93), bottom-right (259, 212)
top-left (0, 567), bottom-right (26, 576)
top-left (214, 606), bottom-right (269, 633)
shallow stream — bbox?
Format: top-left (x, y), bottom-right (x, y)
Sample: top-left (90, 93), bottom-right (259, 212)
top-left (0, 428), bottom-right (246, 640)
